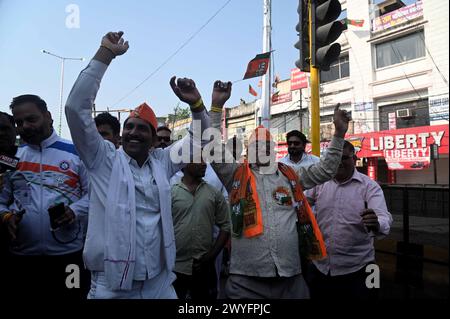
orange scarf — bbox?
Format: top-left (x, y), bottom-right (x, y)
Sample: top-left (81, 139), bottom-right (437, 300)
top-left (229, 162), bottom-right (327, 260)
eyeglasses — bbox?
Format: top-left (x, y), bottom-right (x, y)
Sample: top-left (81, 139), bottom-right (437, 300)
top-left (157, 136), bottom-right (171, 142)
top-left (287, 141), bottom-right (302, 146)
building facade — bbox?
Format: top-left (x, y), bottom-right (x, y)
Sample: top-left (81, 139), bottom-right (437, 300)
top-left (224, 0), bottom-right (448, 184)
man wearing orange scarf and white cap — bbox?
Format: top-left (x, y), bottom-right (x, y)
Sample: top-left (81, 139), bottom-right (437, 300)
top-left (209, 103), bottom-right (351, 299)
top-left (65, 31), bottom-right (231, 299)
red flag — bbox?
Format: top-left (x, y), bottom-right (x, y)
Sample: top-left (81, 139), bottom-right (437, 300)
top-left (243, 52), bottom-right (271, 80)
top-left (249, 84), bottom-right (258, 97)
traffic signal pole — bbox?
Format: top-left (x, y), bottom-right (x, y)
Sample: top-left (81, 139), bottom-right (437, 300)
top-left (309, 0), bottom-right (321, 156)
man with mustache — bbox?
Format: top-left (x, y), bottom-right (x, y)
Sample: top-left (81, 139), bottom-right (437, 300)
top-left (209, 103), bottom-right (352, 299)
top-left (0, 95), bottom-right (90, 299)
top-left (304, 141), bottom-right (392, 299)
top-left (65, 31), bottom-right (226, 299)
top-left (155, 126), bottom-right (172, 149)
top-left (279, 130), bottom-right (319, 169)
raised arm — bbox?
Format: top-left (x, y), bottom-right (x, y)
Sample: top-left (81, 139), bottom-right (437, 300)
top-left (296, 104), bottom-right (352, 190)
top-left (65, 31), bottom-right (129, 170)
top-left (164, 77), bottom-right (212, 178)
top-left (207, 81), bottom-right (239, 193)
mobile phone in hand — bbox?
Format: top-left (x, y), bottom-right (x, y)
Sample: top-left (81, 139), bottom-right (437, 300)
top-left (48, 203), bottom-right (65, 231)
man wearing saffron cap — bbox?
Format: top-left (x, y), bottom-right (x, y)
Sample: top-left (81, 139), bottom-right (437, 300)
top-left (209, 103), bottom-right (351, 299)
top-left (65, 31), bottom-right (231, 298)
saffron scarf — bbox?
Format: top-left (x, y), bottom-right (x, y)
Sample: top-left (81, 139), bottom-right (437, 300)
top-left (230, 162), bottom-right (327, 260)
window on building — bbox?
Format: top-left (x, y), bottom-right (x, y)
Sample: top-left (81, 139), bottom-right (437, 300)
top-left (320, 55), bottom-right (349, 83)
top-left (379, 98), bottom-right (429, 131)
top-left (376, 31), bottom-right (425, 68)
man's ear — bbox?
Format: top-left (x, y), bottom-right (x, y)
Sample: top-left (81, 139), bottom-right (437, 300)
top-left (46, 111), bottom-right (53, 126)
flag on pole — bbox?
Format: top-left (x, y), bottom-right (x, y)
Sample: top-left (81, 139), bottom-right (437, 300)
top-left (243, 52), bottom-right (271, 80)
top-left (341, 18), bottom-right (364, 27)
top-left (249, 84), bottom-right (258, 97)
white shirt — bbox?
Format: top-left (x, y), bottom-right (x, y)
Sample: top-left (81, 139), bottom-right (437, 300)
top-left (123, 153), bottom-right (162, 280)
top-left (279, 153), bottom-right (320, 170)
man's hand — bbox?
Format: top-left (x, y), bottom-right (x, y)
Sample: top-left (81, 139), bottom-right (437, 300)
top-left (333, 103), bottom-right (352, 138)
top-left (101, 31), bottom-right (129, 57)
top-left (192, 253), bottom-right (214, 273)
top-left (211, 80), bottom-right (232, 108)
top-left (170, 76), bottom-right (202, 106)
top-left (54, 206), bottom-right (76, 228)
top-left (361, 209), bottom-right (380, 233)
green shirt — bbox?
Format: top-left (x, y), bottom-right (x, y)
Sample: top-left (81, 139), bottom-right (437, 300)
top-left (171, 180), bottom-right (231, 275)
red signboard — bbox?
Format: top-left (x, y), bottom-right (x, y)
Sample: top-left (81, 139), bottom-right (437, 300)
top-left (275, 143), bottom-right (288, 160)
top-left (290, 68), bottom-right (308, 91)
top-left (271, 92), bottom-right (292, 105)
top-left (346, 125), bottom-right (449, 171)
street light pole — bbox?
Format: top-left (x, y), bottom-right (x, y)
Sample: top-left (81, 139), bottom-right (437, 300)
top-left (41, 49), bottom-right (84, 135)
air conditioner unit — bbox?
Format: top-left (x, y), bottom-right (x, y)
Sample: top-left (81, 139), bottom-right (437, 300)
top-left (396, 109), bottom-right (412, 118)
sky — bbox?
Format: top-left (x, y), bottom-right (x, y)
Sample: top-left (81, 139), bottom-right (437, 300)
top-left (0, 0), bottom-right (299, 139)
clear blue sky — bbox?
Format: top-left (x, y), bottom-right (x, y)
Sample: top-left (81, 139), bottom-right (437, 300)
top-left (0, 0), bottom-right (299, 139)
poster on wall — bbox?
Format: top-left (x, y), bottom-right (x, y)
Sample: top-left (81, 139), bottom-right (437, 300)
top-left (429, 94), bottom-right (449, 121)
top-left (388, 112), bottom-right (397, 130)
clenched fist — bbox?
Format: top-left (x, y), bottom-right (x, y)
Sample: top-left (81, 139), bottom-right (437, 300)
top-left (101, 31), bottom-right (129, 57)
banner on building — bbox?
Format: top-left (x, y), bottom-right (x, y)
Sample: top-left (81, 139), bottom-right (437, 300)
top-left (372, 0), bottom-right (423, 32)
top-left (271, 92), bottom-right (292, 105)
top-left (346, 124), bottom-right (449, 170)
top-left (290, 68), bottom-right (308, 91)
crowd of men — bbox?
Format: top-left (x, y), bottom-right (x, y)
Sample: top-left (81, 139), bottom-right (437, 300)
top-left (0, 31), bottom-right (392, 299)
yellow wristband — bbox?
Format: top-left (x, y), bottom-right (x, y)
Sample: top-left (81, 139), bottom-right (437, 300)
top-left (211, 106), bottom-right (223, 113)
top-left (190, 98), bottom-right (203, 110)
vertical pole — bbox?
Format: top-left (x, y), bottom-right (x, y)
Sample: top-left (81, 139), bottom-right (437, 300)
top-left (58, 59), bottom-right (65, 135)
top-left (299, 89), bottom-right (303, 132)
top-left (309, 0), bottom-right (320, 156)
top-left (261, 0), bottom-right (272, 128)
top-left (433, 158), bottom-right (437, 184)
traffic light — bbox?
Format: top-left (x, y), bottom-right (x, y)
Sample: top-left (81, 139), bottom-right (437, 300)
top-left (312, 0), bottom-right (345, 71)
top-left (295, 0), bottom-right (310, 72)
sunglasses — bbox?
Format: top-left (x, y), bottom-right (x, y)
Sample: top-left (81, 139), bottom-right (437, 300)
top-left (287, 141), bottom-right (302, 146)
top-left (157, 136), bottom-right (171, 142)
